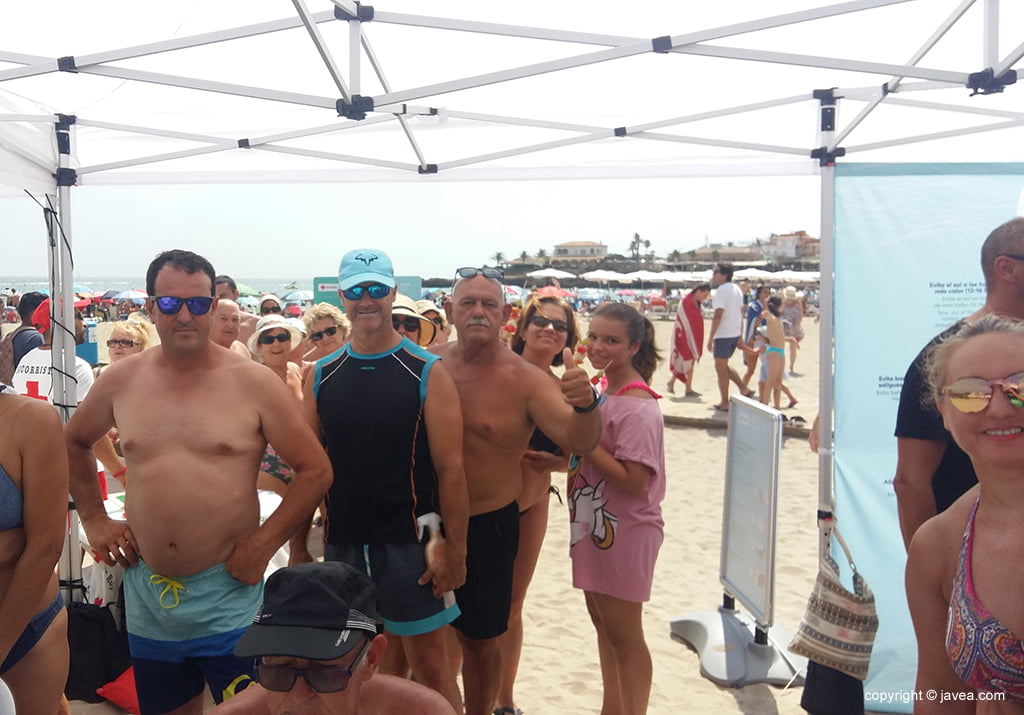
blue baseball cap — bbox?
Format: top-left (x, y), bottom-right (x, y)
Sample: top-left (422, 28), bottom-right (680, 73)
top-left (338, 249), bottom-right (396, 291)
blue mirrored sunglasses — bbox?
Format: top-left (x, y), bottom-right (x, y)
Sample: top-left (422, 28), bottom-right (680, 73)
top-left (152, 296), bottom-right (214, 316)
top-left (341, 283), bottom-right (391, 301)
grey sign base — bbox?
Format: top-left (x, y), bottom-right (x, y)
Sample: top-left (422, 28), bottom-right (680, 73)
top-left (670, 606), bottom-right (806, 688)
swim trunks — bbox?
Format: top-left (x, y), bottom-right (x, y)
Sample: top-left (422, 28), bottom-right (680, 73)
top-left (452, 502), bottom-right (519, 640)
top-left (123, 558), bottom-right (262, 711)
top-left (325, 542), bottom-right (459, 636)
top-left (0, 591), bottom-right (62, 675)
top-left (712, 337), bottom-right (739, 359)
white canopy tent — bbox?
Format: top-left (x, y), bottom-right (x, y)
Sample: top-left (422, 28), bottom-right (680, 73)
top-left (2, 0), bottom-right (1023, 699)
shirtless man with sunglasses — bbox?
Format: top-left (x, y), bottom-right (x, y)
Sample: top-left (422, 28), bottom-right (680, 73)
top-left (65, 249), bottom-right (333, 714)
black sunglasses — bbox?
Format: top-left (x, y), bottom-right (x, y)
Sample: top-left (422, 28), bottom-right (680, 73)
top-left (392, 316), bottom-right (421, 331)
top-left (260, 304), bottom-right (282, 315)
top-left (529, 315), bottom-right (568, 332)
top-left (999, 253), bottom-right (1024, 263)
top-left (342, 283), bottom-right (391, 301)
top-left (310, 325), bottom-right (340, 342)
top-left (430, 316), bottom-right (445, 327)
top-left (152, 296), bottom-right (214, 316)
top-left (258, 332), bottom-right (291, 345)
top-left (454, 267), bottom-right (504, 281)
top-left (106, 339), bottom-right (138, 348)
top-left (257, 639), bottom-right (370, 694)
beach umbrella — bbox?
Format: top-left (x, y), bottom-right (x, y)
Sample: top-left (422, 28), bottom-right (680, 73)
top-left (281, 289), bottom-right (314, 302)
top-left (235, 282), bottom-right (261, 297)
top-left (527, 268), bottom-right (576, 279)
top-left (107, 289), bottom-right (148, 301)
top-left (73, 283), bottom-right (92, 293)
top-left (581, 269), bottom-right (624, 282)
top-left (617, 288), bottom-right (638, 296)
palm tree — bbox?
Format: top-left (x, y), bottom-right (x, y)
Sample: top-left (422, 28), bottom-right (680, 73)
top-left (518, 250), bottom-right (530, 264)
top-left (629, 232), bottom-right (642, 261)
top-left (537, 248), bottom-right (549, 267)
top-left (491, 251), bottom-right (506, 268)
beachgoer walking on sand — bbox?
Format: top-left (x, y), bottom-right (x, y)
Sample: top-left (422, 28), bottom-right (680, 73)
top-left (494, 294), bottom-right (580, 714)
top-left (706, 263), bottom-right (752, 411)
top-left (568, 302), bottom-right (666, 715)
top-left (65, 249), bottom-right (333, 714)
top-left (667, 283), bottom-right (710, 397)
top-left (740, 284), bottom-right (770, 393)
top-left (781, 285), bottom-right (806, 375)
top-left (758, 296), bottom-right (797, 410)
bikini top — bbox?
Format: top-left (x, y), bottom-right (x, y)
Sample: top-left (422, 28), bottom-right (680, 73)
top-left (945, 499), bottom-right (1024, 701)
top-left (614, 381), bottom-right (663, 399)
top-left (0, 460), bottom-right (22, 531)
top-left (0, 385), bottom-right (23, 531)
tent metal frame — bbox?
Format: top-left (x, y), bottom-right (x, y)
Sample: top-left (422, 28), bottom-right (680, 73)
top-left (0, 3), bottom-right (1020, 695)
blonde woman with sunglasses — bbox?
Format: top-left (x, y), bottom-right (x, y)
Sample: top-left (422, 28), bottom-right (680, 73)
top-left (906, 315), bottom-right (1024, 711)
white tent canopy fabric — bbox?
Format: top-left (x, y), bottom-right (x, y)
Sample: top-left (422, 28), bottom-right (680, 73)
top-left (2, 0), bottom-right (1024, 193)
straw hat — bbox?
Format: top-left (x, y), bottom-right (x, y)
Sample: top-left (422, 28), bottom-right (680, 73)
top-left (783, 285), bottom-right (800, 301)
top-left (247, 314), bottom-right (303, 356)
top-left (393, 294), bottom-right (436, 347)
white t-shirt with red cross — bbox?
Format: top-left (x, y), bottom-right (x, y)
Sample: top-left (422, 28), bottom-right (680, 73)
top-left (11, 346), bottom-right (94, 406)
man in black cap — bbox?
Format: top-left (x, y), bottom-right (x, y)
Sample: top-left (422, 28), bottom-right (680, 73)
top-left (213, 561), bottom-right (455, 714)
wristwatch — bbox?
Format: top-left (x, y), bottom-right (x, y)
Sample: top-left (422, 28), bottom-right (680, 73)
top-left (573, 385), bottom-right (606, 414)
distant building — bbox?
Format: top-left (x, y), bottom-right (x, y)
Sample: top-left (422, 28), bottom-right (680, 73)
top-left (682, 244), bottom-right (766, 266)
top-left (763, 230), bottom-right (819, 260)
top-left (552, 241), bottom-right (608, 264)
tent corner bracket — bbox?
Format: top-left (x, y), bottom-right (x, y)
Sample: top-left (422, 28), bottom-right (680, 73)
top-left (335, 3), bottom-right (374, 22)
top-left (810, 147), bottom-right (844, 168)
top-left (966, 68), bottom-right (1017, 97)
top-left (55, 168), bottom-right (77, 187)
top-left (651, 36), bottom-right (672, 53)
top-left (337, 95), bottom-right (375, 120)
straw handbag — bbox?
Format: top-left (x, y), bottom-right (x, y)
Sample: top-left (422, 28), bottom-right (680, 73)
top-left (789, 526), bottom-right (879, 680)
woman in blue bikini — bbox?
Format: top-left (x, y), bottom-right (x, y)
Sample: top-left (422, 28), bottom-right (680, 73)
top-left (0, 385), bottom-right (71, 714)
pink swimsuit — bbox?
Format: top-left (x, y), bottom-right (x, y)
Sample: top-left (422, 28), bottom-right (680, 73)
top-left (945, 499), bottom-right (1024, 701)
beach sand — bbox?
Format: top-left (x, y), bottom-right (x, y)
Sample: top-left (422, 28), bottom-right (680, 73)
top-left (61, 313), bottom-right (823, 714)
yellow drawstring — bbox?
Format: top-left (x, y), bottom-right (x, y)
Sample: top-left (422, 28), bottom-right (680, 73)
top-left (150, 575), bottom-right (188, 609)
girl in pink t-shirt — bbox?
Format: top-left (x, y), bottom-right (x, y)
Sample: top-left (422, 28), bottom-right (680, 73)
top-left (568, 302), bottom-right (666, 715)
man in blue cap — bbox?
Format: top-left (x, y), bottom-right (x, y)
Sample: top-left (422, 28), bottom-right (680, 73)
top-left (296, 248), bottom-right (468, 711)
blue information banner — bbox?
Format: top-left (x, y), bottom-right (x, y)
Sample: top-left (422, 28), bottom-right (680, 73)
top-left (833, 163), bottom-right (1024, 710)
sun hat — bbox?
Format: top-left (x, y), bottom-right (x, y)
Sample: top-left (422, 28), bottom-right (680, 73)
top-left (416, 299), bottom-right (446, 328)
top-left (234, 562), bottom-right (380, 661)
top-left (783, 285), bottom-right (800, 301)
top-left (259, 294), bottom-right (284, 313)
top-left (247, 314), bottom-right (303, 356)
top-left (392, 294), bottom-right (436, 347)
top-left (338, 249), bottom-right (396, 292)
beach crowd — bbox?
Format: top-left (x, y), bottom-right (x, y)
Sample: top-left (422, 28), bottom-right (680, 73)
top-left (2, 217), bottom-right (1024, 714)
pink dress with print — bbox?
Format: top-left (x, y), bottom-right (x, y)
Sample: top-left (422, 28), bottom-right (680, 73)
top-left (568, 383), bottom-right (666, 602)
